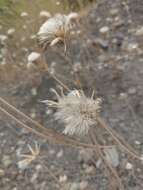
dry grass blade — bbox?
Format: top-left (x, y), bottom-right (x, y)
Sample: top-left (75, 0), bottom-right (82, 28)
top-left (0, 97), bottom-right (112, 150)
top-left (97, 117), bottom-right (141, 160)
top-left (89, 129), bottom-right (124, 190)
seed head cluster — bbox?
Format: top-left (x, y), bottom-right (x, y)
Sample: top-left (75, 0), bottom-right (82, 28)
top-left (37, 14), bottom-right (71, 49)
top-left (44, 90), bottom-right (102, 136)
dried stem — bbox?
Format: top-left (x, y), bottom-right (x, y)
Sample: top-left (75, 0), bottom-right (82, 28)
top-left (97, 116), bottom-right (141, 160)
top-left (89, 129), bottom-right (124, 190)
top-left (0, 97), bottom-right (113, 151)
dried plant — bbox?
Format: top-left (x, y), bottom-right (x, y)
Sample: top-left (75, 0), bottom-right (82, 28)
top-left (43, 89), bottom-right (102, 136)
top-left (0, 4), bottom-right (142, 190)
top-left (37, 14), bottom-right (72, 50)
top-left (17, 141), bottom-right (40, 170)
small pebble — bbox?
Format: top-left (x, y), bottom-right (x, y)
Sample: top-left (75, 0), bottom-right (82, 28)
top-left (21, 12), bottom-right (28, 17)
top-left (56, 1), bottom-right (60, 5)
top-left (45, 109), bottom-right (53, 115)
top-left (30, 111), bottom-right (36, 119)
top-left (96, 158), bottom-right (102, 168)
top-left (135, 26), bottom-right (143, 36)
top-left (127, 43), bottom-right (138, 52)
top-left (84, 165), bottom-right (95, 174)
top-left (119, 92), bottom-right (128, 100)
top-left (49, 149), bottom-right (55, 155)
top-left (0, 169), bottom-right (5, 177)
top-left (128, 87), bottom-right (136, 95)
top-left (79, 181), bottom-right (88, 190)
top-left (104, 147), bottom-right (119, 167)
top-left (134, 140), bottom-right (141, 145)
top-left (59, 175), bottom-right (68, 183)
top-left (73, 62), bottom-right (82, 72)
top-left (70, 182), bottom-right (79, 190)
top-left (0, 35), bottom-right (8, 43)
top-left (2, 155), bottom-right (12, 168)
top-left (23, 25), bottom-right (27, 29)
top-left (56, 149), bottom-right (63, 158)
top-left (78, 149), bottom-right (93, 163)
top-left (31, 88), bottom-right (37, 96)
top-left (7, 28), bottom-right (15, 36)
top-left (31, 172), bottom-right (38, 183)
top-left (99, 26), bottom-right (109, 34)
top-left (110, 8), bottom-right (119, 16)
top-left (125, 162), bottom-right (133, 170)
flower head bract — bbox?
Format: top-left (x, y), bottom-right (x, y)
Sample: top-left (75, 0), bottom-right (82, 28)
top-left (17, 142), bottom-right (40, 170)
top-left (37, 14), bottom-right (72, 49)
top-left (43, 90), bottom-right (102, 136)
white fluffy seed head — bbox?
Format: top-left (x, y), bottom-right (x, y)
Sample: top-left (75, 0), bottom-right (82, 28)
top-left (44, 90), bottom-right (102, 136)
top-left (37, 14), bottom-right (71, 49)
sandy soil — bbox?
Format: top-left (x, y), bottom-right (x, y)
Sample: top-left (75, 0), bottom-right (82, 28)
top-left (0, 0), bottom-right (143, 189)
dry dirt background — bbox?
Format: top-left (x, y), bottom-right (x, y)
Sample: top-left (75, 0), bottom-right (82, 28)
top-left (0, 0), bottom-right (143, 189)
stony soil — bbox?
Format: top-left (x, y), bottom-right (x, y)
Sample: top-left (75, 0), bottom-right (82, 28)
top-left (0, 0), bottom-right (143, 189)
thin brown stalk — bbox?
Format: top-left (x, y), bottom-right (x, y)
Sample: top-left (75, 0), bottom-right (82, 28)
top-left (49, 73), bottom-right (70, 92)
top-left (97, 116), bottom-right (141, 160)
top-left (40, 160), bottom-right (63, 189)
top-left (0, 97), bottom-right (113, 150)
top-left (89, 129), bottom-right (124, 190)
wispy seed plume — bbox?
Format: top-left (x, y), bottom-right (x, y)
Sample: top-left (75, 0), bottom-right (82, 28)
top-left (43, 90), bottom-right (102, 136)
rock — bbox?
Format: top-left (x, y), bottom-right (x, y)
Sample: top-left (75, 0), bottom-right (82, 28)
top-left (73, 62), bottom-right (82, 72)
top-left (40, 11), bottom-right (51, 19)
top-left (96, 158), bottom-right (102, 168)
top-left (31, 172), bottom-right (38, 183)
top-left (45, 109), bottom-right (53, 115)
top-left (2, 155), bottom-right (12, 168)
top-left (78, 149), bottom-right (93, 163)
top-left (113, 17), bottom-right (124, 27)
top-left (23, 25), bottom-right (27, 29)
top-left (84, 165), bottom-right (95, 174)
top-left (128, 87), bottom-right (136, 95)
top-left (56, 1), bottom-right (60, 5)
top-left (135, 26), bottom-right (143, 36)
top-left (0, 35), bottom-right (8, 44)
top-left (125, 162), bottom-right (133, 170)
top-left (56, 149), bottom-right (64, 158)
top-left (79, 181), bottom-right (88, 190)
top-left (35, 164), bottom-right (42, 171)
top-left (119, 92), bottom-right (128, 100)
top-left (99, 26), bottom-right (109, 34)
top-left (92, 38), bottom-right (109, 50)
top-left (70, 182), bottom-right (79, 190)
top-left (140, 155), bottom-right (143, 162)
top-left (30, 35), bottom-right (36, 40)
top-left (27, 62), bottom-right (35, 69)
top-left (30, 110), bottom-right (36, 119)
top-left (0, 169), bottom-right (5, 177)
top-left (127, 43), bottom-right (138, 52)
top-left (134, 140), bottom-right (141, 145)
top-left (7, 28), bottom-right (15, 36)
top-left (59, 175), bottom-right (68, 183)
top-left (31, 88), bottom-right (37, 96)
top-left (21, 12), bottom-right (29, 17)
top-left (110, 8), bottom-right (119, 16)
top-left (104, 147), bottom-right (119, 167)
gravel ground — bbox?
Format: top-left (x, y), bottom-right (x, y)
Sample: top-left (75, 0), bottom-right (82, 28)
top-left (0, 0), bottom-right (143, 189)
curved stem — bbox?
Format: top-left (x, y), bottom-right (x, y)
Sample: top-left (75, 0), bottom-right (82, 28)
top-left (97, 116), bottom-right (141, 160)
